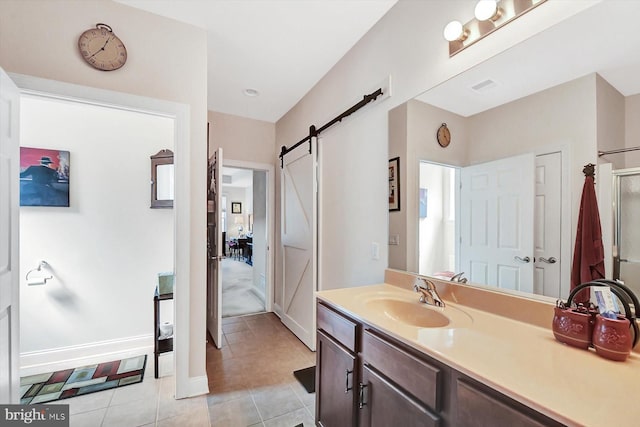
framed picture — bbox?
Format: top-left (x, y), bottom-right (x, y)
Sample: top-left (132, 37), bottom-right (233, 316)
top-left (389, 157), bottom-right (400, 211)
top-left (231, 202), bottom-right (242, 214)
top-left (20, 147), bottom-right (70, 207)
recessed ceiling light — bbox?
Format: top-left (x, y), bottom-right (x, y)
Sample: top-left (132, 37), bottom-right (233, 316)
top-left (243, 88), bottom-right (260, 97)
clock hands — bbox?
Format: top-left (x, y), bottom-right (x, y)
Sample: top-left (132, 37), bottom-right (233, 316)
top-left (87, 36), bottom-right (113, 60)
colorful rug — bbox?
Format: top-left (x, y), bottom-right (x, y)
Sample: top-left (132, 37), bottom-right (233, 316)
top-left (20, 354), bottom-right (147, 404)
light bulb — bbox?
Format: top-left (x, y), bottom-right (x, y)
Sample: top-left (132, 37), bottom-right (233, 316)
top-left (443, 21), bottom-right (465, 42)
top-left (475, 0), bottom-right (499, 21)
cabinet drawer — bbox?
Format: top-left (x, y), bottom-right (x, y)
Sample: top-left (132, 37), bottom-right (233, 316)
top-left (362, 329), bottom-right (441, 411)
top-left (456, 379), bottom-right (562, 427)
top-left (317, 303), bottom-right (358, 352)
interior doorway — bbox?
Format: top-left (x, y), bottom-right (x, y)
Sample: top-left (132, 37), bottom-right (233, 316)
top-left (221, 166), bottom-right (267, 317)
top-left (418, 161), bottom-right (458, 278)
top-left (8, 73), bottom-right (197, 399)
top-left (215, 161), bottom-right (274, 322)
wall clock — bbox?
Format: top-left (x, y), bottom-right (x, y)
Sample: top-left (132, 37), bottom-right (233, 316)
top-left (78, 23), bottom-right (127, 71)
top-left (437, 123), bottom-right (451, 148)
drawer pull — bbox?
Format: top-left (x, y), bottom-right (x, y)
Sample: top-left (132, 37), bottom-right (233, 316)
top-left (345, 369), bottom-right (353, 393)
top-left (358, 383), bottom-right (368, 409)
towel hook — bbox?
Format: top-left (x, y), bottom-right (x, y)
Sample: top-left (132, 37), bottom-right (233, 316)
top-left (583, 163), bottom-right (596, 179)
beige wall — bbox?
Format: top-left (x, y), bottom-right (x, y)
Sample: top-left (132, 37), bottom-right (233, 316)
top-left (596, 74), bottom-right (626, 170)
top-left (208, 111), bottom-right (276, 165)
top-left (388, 103), bottom-right (408, 271)
top-left (0, 0), bottom-right (208, 389)
top-left (625, 94), bottom-right (640, 168)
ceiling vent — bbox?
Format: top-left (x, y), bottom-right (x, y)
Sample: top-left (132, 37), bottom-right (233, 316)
top-left (471, 79), bottom-right (498, 93)
top-left (222, 175), bottom-right (232, 184)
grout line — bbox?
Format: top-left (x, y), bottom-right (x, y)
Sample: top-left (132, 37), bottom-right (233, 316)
top-left (250, 392), bottom-right (266, 425)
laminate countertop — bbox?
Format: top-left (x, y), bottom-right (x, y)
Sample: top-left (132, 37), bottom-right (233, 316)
top-left (316, 281), bottom-right (640, 427)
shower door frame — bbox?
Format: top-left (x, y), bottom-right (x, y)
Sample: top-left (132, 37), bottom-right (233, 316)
top-left (612, 166), bottom-right (640, 281)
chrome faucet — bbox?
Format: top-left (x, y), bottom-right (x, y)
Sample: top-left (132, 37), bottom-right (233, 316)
top-left (413, 277), bottom-right (445, 307)
top-left (450, 272), bottom-right (468, 283)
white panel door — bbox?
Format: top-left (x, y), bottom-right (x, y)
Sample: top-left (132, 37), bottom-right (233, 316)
top-left (460, 154), bottom-right (534, 292)
top-left (0, 68), bottom-right (20, 403)
top-left (281, 138), bottom-right (317, 350)
top-left (207, 148), bottom-right (223, 348)
top-left (534, 152), bottom-right (562, 298)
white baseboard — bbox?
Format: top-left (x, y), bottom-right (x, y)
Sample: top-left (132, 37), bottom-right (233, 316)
top-left (273, 303), bottom-right (283, 318)
top-left (20, 334), bottom-right (154, 376)
top-left (174, 375), bottom-right (209, 399)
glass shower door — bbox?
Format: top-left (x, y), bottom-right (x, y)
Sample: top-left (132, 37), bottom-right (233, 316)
top-left (615, 170), bottom-right (640, 296)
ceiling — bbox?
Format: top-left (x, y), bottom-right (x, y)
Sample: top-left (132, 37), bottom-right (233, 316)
top-left (222, 167), bottom-right (252, 188)
top-left (417, 1), bottom-right (640, 117)
top-left (115, 0), bottom-right (397, 123)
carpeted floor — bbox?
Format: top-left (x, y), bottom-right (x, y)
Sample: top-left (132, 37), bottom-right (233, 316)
top-left (222, 257), bottom-right (265, 317)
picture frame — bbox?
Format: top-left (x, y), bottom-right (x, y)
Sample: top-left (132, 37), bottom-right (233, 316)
top-left (389, 157), bottom-right (400, 211)
top-left (231, 202), bottom-right (242, 214)
top-left (20, 147), bottom-right (70, 207)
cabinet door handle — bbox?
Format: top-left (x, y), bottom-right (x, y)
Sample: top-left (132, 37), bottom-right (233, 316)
top-left (514, 256), bottom-right (531, 263)
top-left (345, 369), bottom-right (353, 393)
top-left (539, 256), bottom-right (557, 264)
top-left (358, 383), bottom-right (368, 409)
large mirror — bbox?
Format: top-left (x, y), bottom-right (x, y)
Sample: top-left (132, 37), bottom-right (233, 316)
top-left (389, 1), bottom-right (640, 301)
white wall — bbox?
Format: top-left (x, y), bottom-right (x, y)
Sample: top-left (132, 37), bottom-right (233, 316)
top-left (19, 96), bottom-right (173, 356)
top-left (252, 171), bottom-right (268, 298)
top-left (223, 187), bottom-right (248, 239)
top-left (1, 0), bottom-right (208, 393)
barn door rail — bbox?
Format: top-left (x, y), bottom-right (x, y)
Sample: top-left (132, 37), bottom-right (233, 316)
top-left (279, 88), bottom-right (383, 167)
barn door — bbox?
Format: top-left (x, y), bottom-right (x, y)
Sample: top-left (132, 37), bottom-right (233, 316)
top-left (281, 138), bottom-right (317, 350)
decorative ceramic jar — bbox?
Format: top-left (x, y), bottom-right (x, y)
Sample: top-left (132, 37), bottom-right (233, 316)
top-left (552, 306), bottom-right (594, 349)
top-left (592, 314), bottom-right (633, 362)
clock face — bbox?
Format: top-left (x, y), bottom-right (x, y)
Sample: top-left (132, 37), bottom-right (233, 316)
top-left (437, 123), bottom-right (451, 148)
top-left (78, 25), bottom-right (127, 71)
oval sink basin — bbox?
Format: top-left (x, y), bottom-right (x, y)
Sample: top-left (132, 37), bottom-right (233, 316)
top-left (365, 299), bottom-right (451, 328)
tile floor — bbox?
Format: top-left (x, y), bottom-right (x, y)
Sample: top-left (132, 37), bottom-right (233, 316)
top-left (66, 313), bottom-right (316, 427)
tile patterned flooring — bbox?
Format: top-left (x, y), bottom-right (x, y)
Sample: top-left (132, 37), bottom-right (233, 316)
top-left (67, 313), bottom-right (316, 426)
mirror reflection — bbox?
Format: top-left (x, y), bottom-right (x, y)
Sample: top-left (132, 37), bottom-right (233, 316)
top-left (156, 164), bottom-right (175, 201)
top-left (389, 1), bottom-right (640, 300)
top-left (150, 149), bottom-right (174, 209)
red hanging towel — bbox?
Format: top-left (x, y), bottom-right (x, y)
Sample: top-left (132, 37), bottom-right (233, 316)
top-left (571, 172), bottom-right (605, 303)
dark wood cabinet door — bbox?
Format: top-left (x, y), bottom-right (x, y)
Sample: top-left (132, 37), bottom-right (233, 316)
top-left (359, 365), bottom-right (440, 427)
top-left (317, 330), bottom-right (357, 427)
top-left (456, 378), bottom-right (563, 427)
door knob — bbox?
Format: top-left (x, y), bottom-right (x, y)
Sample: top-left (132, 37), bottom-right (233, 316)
top-left (539, 256), bottom-right (557, 264)
top-left (514, 256), bottom-right (531, 263)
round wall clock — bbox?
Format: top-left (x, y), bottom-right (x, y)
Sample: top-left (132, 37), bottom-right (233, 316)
top-left (78, 23), bottom-right (127, 71)
top-left (436, 123), bottom-right (451, 148)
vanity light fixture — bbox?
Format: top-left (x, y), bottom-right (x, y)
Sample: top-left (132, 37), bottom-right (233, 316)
top-left (443, 21), bottom-right (469, 42)
top-left (445, 0), bottom-right (547, 57)
top-left (474, 0), bottom-right (501, 22)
